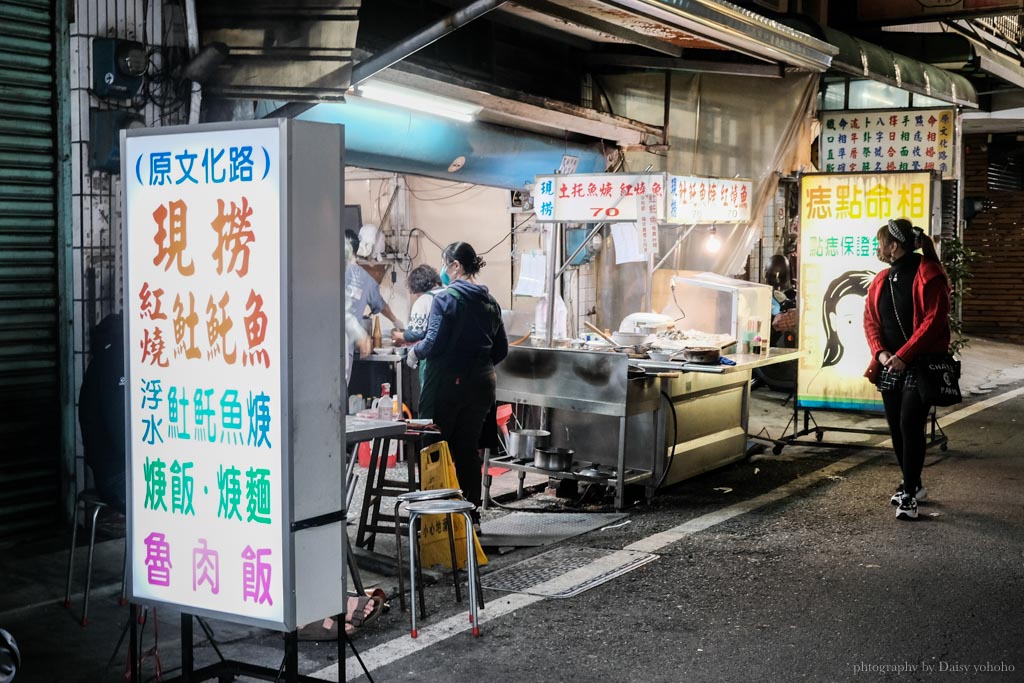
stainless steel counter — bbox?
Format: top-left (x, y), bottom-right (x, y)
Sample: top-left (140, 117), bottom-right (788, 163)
top-left (494, 347), bottom-right (663, 510)
top-left (493, 346), bottom-right (803, 500)
top-left (639, 348), bottom-right (802, 487)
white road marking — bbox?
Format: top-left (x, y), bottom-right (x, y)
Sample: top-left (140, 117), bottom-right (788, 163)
top-left (330, 389), bottom-right (1024, 679)
top-left (937, 386), bottom-right (1024, 427)
top-left (320, 593), bottom-right (544, 680)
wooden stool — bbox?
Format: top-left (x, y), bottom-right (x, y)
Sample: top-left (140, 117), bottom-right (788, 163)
top-left (355, 430), bottom-right (438, 550)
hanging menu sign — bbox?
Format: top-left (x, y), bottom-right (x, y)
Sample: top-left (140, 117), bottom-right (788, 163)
top-left (666, 175), bottom-right (752, 223)
top-left (533, 173), bottom-right (666, 222)
top-left (819, 109), bottom-right (955, 179)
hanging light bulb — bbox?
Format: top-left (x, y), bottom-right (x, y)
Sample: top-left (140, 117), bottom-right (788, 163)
top-left (706, 225), bottom-right (721, 253)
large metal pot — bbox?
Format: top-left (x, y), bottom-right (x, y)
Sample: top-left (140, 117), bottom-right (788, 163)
top-left (508, 429), bottom-right (550, 461)
top-left (534, 446), bottom-right (574, 471)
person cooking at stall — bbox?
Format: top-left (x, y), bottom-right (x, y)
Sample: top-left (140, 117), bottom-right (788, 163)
top-left (391, 265), bottom-right (442, 345)
top-left (863, 218), bottom-right (951, 521)
top-left (345, 230), bottom-right (402, 384)
top-left (406, 242), bottom-right (508, 519)
top-left (345, 241), bottom-right (372, 385)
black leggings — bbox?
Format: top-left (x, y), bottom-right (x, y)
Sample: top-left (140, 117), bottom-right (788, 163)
top-left (881, 384), bottom-right (930, 494)
top-left (432, 370), bottom-right (496, 515)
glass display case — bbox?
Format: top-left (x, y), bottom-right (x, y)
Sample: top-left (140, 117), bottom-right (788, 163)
top-left (660, 271), bottom-right (773, 343)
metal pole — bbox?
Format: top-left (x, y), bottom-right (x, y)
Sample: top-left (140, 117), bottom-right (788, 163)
top-left (555, 221), bottom-right (604, 280)
top-left (268, 0), bottom-right (508, 119)
top-left (129, 604), bottom-right (139, 683)
top-left (181, 613), bottom-right (193, 681)
top-left (544, 223), bottom-right (560, 346)
top-left (652, 225), bottom-right (696, 271)
top-left (352, 0), bottom-right (508, 86)
top-left (645, 254), bottom-right (654, 312)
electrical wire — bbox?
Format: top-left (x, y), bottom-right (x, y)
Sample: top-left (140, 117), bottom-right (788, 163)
top-left (669, 283), bottom-right (687, 322)
top-left (653, 390), bottom-right (679, 490)
top-left (478, 212), bottom-right (535, 256)
top-left (405, 184), bottom-right (480, 202)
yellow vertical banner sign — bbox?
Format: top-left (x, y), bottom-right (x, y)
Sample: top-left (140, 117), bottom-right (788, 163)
top-left (418, 442), bottom-right (488, 569)
top-left (797, 172), bottom-right (934, 412)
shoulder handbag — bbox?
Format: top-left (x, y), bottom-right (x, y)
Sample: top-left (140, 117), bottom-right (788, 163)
top-left (889, 277), bottom-right (962, 407)
top-left (916, 353), bottom-right (963, 407)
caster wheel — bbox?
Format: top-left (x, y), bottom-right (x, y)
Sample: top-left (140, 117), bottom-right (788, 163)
top-left (772, 445), bottom-right (783, 455)
top-left (815, 431), bottom-right (824, 442)
top-left (941, 443), bottom-right (948, 451)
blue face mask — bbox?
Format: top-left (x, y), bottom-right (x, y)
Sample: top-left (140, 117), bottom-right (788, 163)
top-left (440, 264), bottom-right (451, 286)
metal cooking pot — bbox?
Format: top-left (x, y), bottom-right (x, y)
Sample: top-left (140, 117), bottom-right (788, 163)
top-left (534, 446), bottom-right (574, 471)
top-left (678, 346), bottom-right (721, 365)
top-left (508, 429), bottom-right (550, 461)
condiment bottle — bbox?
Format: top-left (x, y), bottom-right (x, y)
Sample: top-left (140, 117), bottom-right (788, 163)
top-left (377, 383), bottom-right (392, 420)
top-left (371, 315), bottom-right (383, 349)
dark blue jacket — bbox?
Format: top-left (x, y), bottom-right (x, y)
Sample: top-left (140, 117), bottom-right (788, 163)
top-left (413, 280), bottom-right (508, 373)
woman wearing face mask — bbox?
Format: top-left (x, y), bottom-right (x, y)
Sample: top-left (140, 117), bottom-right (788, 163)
top-left (863, 218), bottom-right (951, 520)
top-left (407, 242), bottom-right (509, 516)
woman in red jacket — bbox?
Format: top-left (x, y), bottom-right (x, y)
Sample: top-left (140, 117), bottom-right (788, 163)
top-left (863, 218), bottom-right (951, 520)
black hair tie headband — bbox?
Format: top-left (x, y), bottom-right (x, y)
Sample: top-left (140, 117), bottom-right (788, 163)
top-left (886, 219), bottom-right (906, 243)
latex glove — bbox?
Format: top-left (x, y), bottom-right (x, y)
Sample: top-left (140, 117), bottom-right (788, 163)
top-left (406, 346), bottom-right (419, 369)
top-left (390, 328), bottom-right (405, 344)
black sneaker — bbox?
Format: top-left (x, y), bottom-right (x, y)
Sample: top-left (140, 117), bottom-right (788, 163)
top-left (891, 483), bottom-right (927, 505)
top-left (896, 494), bottom-right (918, 520)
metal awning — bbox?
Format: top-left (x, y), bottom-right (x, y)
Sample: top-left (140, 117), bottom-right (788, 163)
top-left (821, 26), bottom-right (978, 108)
top-left (592, 0), bottom-right (836, 71)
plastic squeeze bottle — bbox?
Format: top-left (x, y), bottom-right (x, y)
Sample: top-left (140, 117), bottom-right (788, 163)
top-left (377, 383), bottom-right (392, 420)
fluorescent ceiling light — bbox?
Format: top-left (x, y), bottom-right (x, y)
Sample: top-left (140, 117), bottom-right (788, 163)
top-left (354, 80), bottom-right (482, 123)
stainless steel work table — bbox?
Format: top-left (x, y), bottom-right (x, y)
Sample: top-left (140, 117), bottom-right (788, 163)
top-left (492, 346), bottom-right (664, 511)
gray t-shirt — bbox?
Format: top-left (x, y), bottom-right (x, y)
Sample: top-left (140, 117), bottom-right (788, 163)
top-left (345, 263), bottom-right (386, 319)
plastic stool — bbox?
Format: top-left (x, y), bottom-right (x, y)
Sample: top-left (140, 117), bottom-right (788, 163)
top-left (403, 499), bottom-right (482, 638)
top-left (63, 489), bottom-right (127, 626)
top-left (393, 488), bottom-right (462, 613)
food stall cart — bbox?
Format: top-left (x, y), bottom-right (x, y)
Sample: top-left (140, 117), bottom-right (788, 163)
top-left (486, 172), bottom-right (802, 504)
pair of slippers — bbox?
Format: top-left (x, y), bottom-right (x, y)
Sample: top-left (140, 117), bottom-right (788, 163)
top-left (344, 589), bottom-right (387, 637)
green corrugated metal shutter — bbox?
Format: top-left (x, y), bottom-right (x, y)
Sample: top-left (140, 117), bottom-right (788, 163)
top-left (0, 0), bottom-right (61, 540)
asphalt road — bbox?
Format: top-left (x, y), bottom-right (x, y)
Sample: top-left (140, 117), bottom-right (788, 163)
top-left (342, 391), bottom-right (1024, 683)
top-left (4, 386), bottom-right (1022, 682)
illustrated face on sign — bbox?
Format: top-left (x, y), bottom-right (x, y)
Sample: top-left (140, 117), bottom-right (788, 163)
top-left (821, 270), bottom-right (874, 370)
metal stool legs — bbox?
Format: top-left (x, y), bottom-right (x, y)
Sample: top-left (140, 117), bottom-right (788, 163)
top-left (404, 500), bottom-right (481, 639)
top-left (63, 490), bottom-right (113, 626)
top-left (392, 488), bottom-right (462, 613)
top-left (82, 502), bottom-right (103, 626)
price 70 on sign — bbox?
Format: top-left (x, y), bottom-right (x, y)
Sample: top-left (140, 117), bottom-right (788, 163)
top-left (532, 173), bottom-right (666, 222)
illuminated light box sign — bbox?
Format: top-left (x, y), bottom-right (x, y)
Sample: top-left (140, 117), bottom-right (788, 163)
top-left (819, 109), bottom-right (955, 180)
top-left (666, 176), bottom-right (752, 224)
top-left (124, 119), bottom-right (345, 631)
top-left (532, 173), bottom-right (666, 222)
top-left (796, 171), bottom-right (934, 413)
